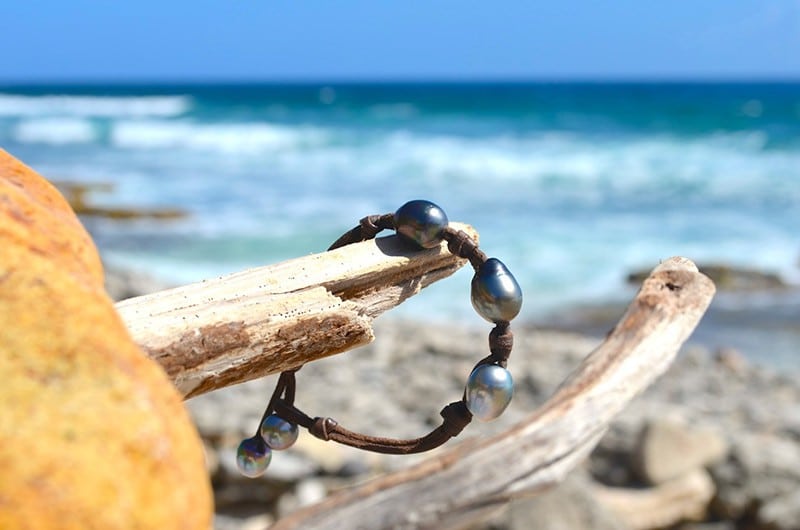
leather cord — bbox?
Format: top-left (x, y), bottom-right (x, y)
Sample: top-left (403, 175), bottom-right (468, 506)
top-left (258, 212), bottom-right (514, 455)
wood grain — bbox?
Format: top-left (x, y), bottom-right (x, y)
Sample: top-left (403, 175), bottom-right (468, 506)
top-left (115, 223), bottom-right (476, 398)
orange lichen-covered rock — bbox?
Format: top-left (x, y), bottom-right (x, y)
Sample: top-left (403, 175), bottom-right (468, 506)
top-left (0, 150), bottom-right (213, 529)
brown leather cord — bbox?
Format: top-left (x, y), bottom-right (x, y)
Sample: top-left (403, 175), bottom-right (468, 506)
top-left (442, 226), bottom-right (488, 270)
top-left (272, 392), bottom-right (474, 454)
top-left (327, 213), bottom-right (396, 251)
top-left (256, 210), bottom-right (515, 456)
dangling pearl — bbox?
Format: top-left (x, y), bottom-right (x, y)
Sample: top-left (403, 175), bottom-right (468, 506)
top-left (260, 414), bottom-right (299, 451)
top-left (471, 258), bottom-right (523, 323)
top-left (394, 200), bottom-right (449, 249)
top-left (465, 364), bottom-right (514, 421)
top-left (236, 436), bottom-right (272, 478)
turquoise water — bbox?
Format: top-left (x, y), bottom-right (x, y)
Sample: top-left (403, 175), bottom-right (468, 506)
top-left (1, 83), bottom-right (798, 328)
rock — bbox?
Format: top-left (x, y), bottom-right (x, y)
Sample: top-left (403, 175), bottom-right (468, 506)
top-left (54, 180), bottom-right (188, 220)
top-left (505, 472), bottom-right (628, 530)
top-left (214, 513), bottom-right (273, 530)
top-left (104, 264), bottom-right (171, 301)
top-left (757, 489), bottom-right (800, 530)
top-left (0, 150), bottom-right (212, 529)
top-left (673, 523), bottom-right (736, 530)
top-left (633, 417), bottom-right (728, 485)
top-left (710, 433), bottom-right (800, 523)
top-left (627, 263), bottom-right (789, 291)
top-left (276, 479), bottom-right (328, 519)
top-left (713, 347), bottom-right (749, 377)
top-left (592, 469), bottom-right (716, 530)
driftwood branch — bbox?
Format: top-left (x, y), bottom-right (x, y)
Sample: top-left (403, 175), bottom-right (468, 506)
top-left (115, 223), bottom-right (476, 399)
top-left (272, 256), bottom-right (716, 530)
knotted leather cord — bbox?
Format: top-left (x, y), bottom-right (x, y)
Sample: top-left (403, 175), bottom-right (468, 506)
top-left (259, 214), bottom-right (514, 455)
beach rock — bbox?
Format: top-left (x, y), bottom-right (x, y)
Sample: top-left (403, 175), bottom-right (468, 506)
top-left (276, 479), bottom-right (328, 519)
top-left (710, 432), bottom-right (800, 524)
top-left (627, 263), bottom-right (788, 291)
top-left (104, 264), bottom-right (171, 300)
top-left (757, 489), bottom-right (800, 530)
top-left (54, 180), bottom-right (187, 220)
top-left (712, 347), bottom-right (750, 377)
top-left (633, 417), bottom-right (728, 485)
top-left (0, 150), bottom-right (212, 529)
top-left (214, 513), bottom-right (274, 530)
top-left (673, 523), bottom-right (736, 530)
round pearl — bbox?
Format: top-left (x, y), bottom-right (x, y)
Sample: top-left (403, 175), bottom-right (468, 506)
top-left (236, 436), bottom-right (272, 478)
top-left (259, 414), bottom-right (299, 451)
top-left (471, 258), bottom-right (523, 323)
top-left (465, 364), bottom-right (514, 421)
top-left (394, 200), bottom-right (449, 249)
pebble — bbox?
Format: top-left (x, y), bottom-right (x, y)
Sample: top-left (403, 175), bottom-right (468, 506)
top-left (633, 417), bottom-right (728, 485)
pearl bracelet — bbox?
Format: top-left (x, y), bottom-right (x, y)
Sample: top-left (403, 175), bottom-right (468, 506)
top-left (236, 200), bottom-right (523, 477)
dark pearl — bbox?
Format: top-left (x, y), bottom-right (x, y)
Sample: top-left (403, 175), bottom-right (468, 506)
top-left (394, 200), bottom-right (449, 249)
top-left (260, 414), bottom-right (299, 450)
top-left (471, 258), bottom-right (523, 323)
top-left (465, 364), bottom-right (514, 421)
top-left (236, 436), bottom-right (272, 478)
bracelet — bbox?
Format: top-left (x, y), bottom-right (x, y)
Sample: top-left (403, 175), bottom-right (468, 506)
top-left (236, 200), bottom-right (523, 477)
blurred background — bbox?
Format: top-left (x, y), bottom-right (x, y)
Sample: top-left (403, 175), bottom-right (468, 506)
top-left (1, 1), bottom-right (797, 365)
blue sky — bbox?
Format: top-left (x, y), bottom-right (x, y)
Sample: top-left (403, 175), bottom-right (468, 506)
top-left (2, 0), bottom-right (799, 81)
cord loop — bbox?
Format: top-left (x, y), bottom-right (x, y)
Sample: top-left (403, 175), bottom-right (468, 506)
top-left (236, 200), bottom-right (523, 477)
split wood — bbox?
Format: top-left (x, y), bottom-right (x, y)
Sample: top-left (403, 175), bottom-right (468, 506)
top-left (116, 222), bottom-right (477, 399)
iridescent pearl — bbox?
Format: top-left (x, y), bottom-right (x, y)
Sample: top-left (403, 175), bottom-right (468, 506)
top-left (471, 258), bottom-right (523, 323)
top-left (259, 414), bottom-right (299, 451)
top-left (236, 436), bottom-right (272, 478)
top-left (394, 200), bottom-right (449, 249)
top-left (465, 364), bottom-right (514, 421)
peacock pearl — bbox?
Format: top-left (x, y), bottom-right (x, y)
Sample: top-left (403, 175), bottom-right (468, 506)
top-left (394, 200), bottom-right (449, 249)
top-left (236, 436), bottom-right (272, 478)
top-left (471, 258), bottom-right (523, 323)
top-left (465, 364), bottom-right (514, 421)
top-left (259, 414), bottom-right (299, 451)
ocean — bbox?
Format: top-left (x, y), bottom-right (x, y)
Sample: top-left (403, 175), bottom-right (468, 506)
top-left (1, 82), bottom-right (798, 365)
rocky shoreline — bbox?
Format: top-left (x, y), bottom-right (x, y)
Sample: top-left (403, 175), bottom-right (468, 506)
top-left (105, 265), bottom-right (800, 530)
top-left (190, 320), bottom-right (799, 530)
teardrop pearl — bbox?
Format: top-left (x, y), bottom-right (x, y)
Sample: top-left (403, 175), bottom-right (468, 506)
top-left (465, 364), bottom-right (514, 421)
top-left (394, 200), bottom-right (449, 249)
top-left (471, 258), bottom-right (523, 323)
top-left (260, 414), bottom-right (299, 451)
top-left (236, 436), bottom-right (272, 478)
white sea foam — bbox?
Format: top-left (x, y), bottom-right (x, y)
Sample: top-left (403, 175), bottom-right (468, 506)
top-left (13, 118), bottom-right (96, 145)
top-left (110, 120), bottom-right (329, 153)
top-left (0, 93), bottom-right (190, 117)
top-left (17, 121), bottom-right (798, 320)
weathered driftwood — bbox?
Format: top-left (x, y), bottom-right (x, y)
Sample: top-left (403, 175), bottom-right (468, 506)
top-left (592, 469), bottom-right (716, 530)
top-left (272, 256), bottom-right (716, 530)
top-left (115, 223), bottom-right (476, 399)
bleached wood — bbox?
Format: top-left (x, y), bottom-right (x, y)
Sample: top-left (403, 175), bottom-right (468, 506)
top-left (591, 469), bottom-right (715, 529)
top-left (272, 256), bottom-right (716, 530)
top-left (115, 223), bottom-right (476, 399)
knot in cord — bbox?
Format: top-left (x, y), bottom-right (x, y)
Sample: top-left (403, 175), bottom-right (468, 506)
top-left (440, 401), bottom-right (473, 438)
top-left (489, 322), bottom-right (514, 366)
top-left (309, 417), bottom-right (337, 441)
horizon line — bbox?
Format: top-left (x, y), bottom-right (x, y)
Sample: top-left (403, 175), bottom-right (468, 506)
top-left (1, 75), bottom-right (800, 86)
